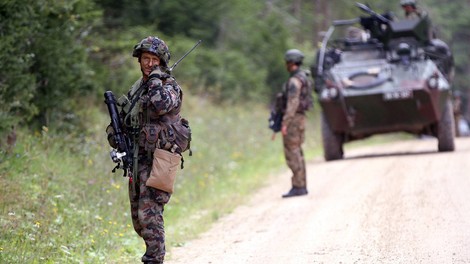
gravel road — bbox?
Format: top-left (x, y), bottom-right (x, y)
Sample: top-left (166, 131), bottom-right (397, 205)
top-left (167, 137), bottom-right (470, 264)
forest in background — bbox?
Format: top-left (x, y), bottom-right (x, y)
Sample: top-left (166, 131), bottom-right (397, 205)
top-left (1, 0), bottom-right (470, 138)
top-left (2, 1), bottom-right (469, 262)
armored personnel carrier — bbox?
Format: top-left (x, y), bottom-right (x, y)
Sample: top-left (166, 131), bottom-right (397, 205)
top-left (313, 3), bottom-right (455, 161)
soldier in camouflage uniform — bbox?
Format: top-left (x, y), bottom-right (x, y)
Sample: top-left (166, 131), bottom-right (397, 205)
top-left (400, 0), bottom-right (426, 19)
top-left (280, 49), bottom-right (313, 198)
top-left (107, 36), bottom-right (191, 263)
top-left (400, 0), bottom-right (436, 40)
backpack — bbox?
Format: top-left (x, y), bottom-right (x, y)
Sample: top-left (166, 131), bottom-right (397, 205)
top-left (295, 70), bottom-right (314, 112)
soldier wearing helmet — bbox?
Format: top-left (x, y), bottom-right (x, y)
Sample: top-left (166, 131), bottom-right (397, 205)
top-left (400, 0), bottom-right (425, 19)
top-left (106, 36), bottom-right (191, 263)
top-left (277, 49), bottom-right (313, 198)
top-left (132, 36), bottom-right (171, 81)
top-left (400, 0), bottom-right (436, 40)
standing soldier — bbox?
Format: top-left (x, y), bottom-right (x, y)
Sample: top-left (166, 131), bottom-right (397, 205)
top-left (279, 49), bottom-right (313, 198)
top-left (106, 36), bottom-right (191, 263)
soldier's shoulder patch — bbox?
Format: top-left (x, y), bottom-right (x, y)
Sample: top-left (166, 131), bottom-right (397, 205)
top-left (288, 77), bottom-right (301, 95)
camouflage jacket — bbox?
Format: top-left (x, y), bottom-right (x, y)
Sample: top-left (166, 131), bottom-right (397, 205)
top-left (282, 69), bottom-right (313, 127)
top-left (405, 8), bottom-right (427, 20)
top-left (120, 66), bottom-right (191, 156)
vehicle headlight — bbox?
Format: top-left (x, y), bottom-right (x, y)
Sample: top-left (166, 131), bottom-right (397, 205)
top-left (320, 87), bottom-right (339, 100)
top-left (427, 75), bottom-right (439, 89)
top-left (329, 87), bottom-right (338, 98)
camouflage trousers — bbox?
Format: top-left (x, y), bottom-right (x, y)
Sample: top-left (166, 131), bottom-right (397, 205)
top-left (129, 161), bottom-right (171, 264)
top-left (282, 113), bottom-right (306, 188)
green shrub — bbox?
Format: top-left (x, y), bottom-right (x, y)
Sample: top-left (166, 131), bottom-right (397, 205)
top-left (0, 92), bottom-right (320, 263)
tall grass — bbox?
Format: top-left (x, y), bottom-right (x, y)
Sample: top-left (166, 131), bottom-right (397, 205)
top-left (0, 93), bottom-right (321, 263)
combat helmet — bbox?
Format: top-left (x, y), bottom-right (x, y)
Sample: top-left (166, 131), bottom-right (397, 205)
top-left (284, 49), bottom-right (304, 63)
top-left (400, 0), bottom-right (416, 6)
top-left (132, 36), bottom-right (171, 67)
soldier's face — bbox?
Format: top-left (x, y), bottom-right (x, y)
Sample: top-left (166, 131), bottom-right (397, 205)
top-left (140, 52), bottom-right (161, 78)
top-left (285, 61), bottom-right (295, 72)
top-left (402, 5), bottom-right (415, 12)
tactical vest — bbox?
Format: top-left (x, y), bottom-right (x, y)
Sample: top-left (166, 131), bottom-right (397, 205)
top-left (283, 70), bottom-right (313, 113)
top-left (117, 70), bottom-right (192, 169)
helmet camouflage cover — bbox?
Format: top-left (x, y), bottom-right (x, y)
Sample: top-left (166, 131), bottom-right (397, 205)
top-left (400, 0), bottom-right (416, 6)
top-left (284, 49), bottom-right (304, 63)
top-left (133, 36), bottom-right (171, 67)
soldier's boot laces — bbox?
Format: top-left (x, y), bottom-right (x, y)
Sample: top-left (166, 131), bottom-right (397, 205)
top-left (282, 187), bottom-right (308, 198)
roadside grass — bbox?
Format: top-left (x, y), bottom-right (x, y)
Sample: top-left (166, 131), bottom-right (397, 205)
top-left (0, 94), bottom-right (320, 263)
top-left (0, 103), bottom-right (143, 263)
top-left (0, 93), bottom-right (408, 263)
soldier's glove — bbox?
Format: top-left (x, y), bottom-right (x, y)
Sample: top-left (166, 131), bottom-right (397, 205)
top-left (149, 65), bottom-right (170, 80)
top-left (106, 125), bottom-right (118, 149)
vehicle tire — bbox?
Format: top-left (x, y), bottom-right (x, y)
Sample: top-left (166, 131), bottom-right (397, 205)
top-left (437, 99), bottom-right (455, 152)
top-left (321, 111), bottom-right (344, 161)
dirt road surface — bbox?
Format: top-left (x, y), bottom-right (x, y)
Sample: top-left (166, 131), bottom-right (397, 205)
top-left (167, 137), bottom-right (470, 264)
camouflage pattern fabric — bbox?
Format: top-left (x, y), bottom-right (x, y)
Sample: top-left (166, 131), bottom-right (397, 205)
top-left (129, 161), bottom-right (171, 264)
top-left (145, 66), bottom-right (181, 117)
top-left (138, 66), bottom-right (191, 155)
top-left (123, 66), bottom-right (189, 264)
top-left (133, 36), bottom-right (171, 67)
top-left (404, 7), bottom-right (427, 19)
top-left (405, 10), bottom-right (422, 19)
top-left (283, 114), bottom-right (306, 188)
top-left (282, 70), bottom-right (308, 188)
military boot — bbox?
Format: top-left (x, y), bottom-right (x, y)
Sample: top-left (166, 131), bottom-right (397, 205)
top-left (282, 187), bottom-right (308, 198)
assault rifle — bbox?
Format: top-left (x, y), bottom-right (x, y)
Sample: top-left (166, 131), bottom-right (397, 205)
top-left (268, 92), bottom-right (285, 134)
top-left (104, 91), bottom-right (133, 176)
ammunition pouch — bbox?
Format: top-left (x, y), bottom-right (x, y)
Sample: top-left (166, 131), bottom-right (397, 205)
top-left (171, 118), bottom-right (191, 153)
top-left (139, 118), bottom-right (192, 155)
top-left (140, 123), bottom-right (161, 153)
top-left (117, 94), bottom-right (130, 114)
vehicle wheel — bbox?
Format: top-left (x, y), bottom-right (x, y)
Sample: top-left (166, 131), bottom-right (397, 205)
top-left (437, 99), bottom-right (455, 152)
top-left (321, 112), bottom-right (344, 161)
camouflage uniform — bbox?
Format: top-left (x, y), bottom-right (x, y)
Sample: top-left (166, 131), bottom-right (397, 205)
top-left (400, 0), bottom-right (426, 19)
top-left (404, 8), bottom-right (425, 19)
top-left (130, 162), bottom-right (170, 263)
top-left (128, 64), bottom-right (189, 263)
top-left (108, 36), bottom-right (190, 263)
top-left (282, 69), bottom-right (310, 190)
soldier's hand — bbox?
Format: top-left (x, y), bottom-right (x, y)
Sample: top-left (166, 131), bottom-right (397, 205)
top-left (106, 125), bottom-right (118, 149)
top-left (271, 133), bottom-right (277, 141)
top-left (281, 125), bottom-right (288, 136)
